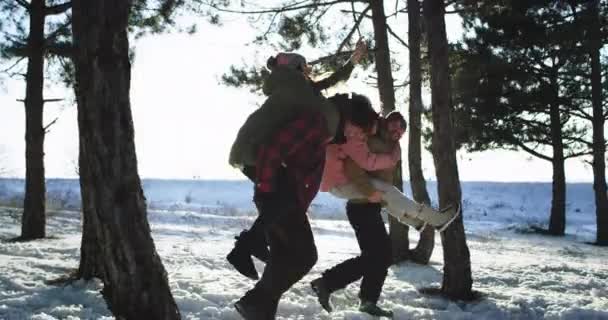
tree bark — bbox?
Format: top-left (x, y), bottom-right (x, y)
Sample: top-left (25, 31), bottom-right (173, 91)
top-left (369, 0), bottom-right (412, 262)
top-left (548, 76), bottom-right (566, 236)
top-left (72, 0), bottom-right (181, 318)
top-left (588, 0), bottom-right (608, 245)
top-left (21, 0), bottom-right (47, 240)
top-left (390, 162), bottom-right (411, 262)
top-left (423, 0), bottom-right (473, 300)
top-left (408, 0), bottom-right (435, 265)
top-left (369, 0), bottom-right (396, 115)
top-left (77, 139), bottom-right (105, 280)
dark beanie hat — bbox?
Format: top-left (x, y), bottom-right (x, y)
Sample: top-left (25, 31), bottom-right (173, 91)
top-left (267, 52), bottom-right (307, 71)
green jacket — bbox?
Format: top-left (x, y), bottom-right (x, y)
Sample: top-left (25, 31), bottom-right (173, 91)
top-left (229, 62), bottom-right (354, 167)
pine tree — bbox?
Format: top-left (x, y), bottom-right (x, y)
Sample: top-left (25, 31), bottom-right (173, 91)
top-left (0, 0), bottom-right (72, 240)
top-left (71, 0), bottom-right (181, 317)
top-left (423, 0), bottom-right (473, 299)
top-left (452, 0), bottom-right (592, 236)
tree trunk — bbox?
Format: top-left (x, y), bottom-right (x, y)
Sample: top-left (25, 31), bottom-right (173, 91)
top-left (423, 0), bottom-right (473, 300)
top-left (390, 162), bottom-right (411, 262)
top-left (548, 77), bottom-right (566, 236)
top-left (77, 139), bottom-right (105, 280)
top-left (370, 0), bottom-right (412, 262)
top-left (72, 0), bottom-right (181, 318)
top-left (588, 0), bottom-right (608, 245)
top-left (408, 0), bottom-right (435, 265)
top-left (21, 0), bottom-right (47, 240)
top-left (369, 0), bottom-right (396, 115)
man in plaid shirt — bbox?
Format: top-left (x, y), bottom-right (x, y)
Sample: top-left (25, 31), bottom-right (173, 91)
top-left (235, 110), bottom-right (330, 319)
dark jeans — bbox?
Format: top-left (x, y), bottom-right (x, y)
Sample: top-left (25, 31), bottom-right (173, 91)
top-left (245, 211), bottom-right (318, 317)
top-left (321, 202), bottom-right (392, 304)
top-left (240, 166), bottom-right (318, 318)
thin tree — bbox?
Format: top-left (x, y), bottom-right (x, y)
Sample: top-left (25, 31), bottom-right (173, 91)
top-left (71, 0), bottom-right (180, 317)
top-left (0, 0), bottom-right (71, 240)
top-left (423, 0), bottom-right (473, 299)
top-left (578, 0), bottom-right (608, 245)
top-left (407, 0), bottom-right (435, 264)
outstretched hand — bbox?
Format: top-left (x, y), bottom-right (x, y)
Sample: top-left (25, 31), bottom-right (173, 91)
top-left (351, 38), bottom-right (368, 65)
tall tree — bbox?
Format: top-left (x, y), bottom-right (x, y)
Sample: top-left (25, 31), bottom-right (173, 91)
top-left (71, 0), bottom-right (180, 317)
top-left (368, 0), bottom-right (411, 263)
top-left (71, 0), bottom-right (208, 280)
top-left (423, 0), bottom-right (473, 299)
top-left (0, 0), bottom-right (72, 240)
top-left (584, 0), bottom-right (608, 245)
top-left (407, 0), bottom-right (435, 264)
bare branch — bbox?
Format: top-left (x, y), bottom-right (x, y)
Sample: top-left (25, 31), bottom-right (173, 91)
top-left (445, 8), bottom-right (469, 14)
top-left (43, 117), bottom-right (59, 133)
top-left (515, 140), bottom-right (553, 162)
top-left (261, 12), bottom-right (280, 39)
top-left (44, 18), bottom-right (72, 45)
top-left (393, 81), bottom-right (410, 88)
top-left (43, 98), bottom-right (64, 103)
top-left (565, 151), bottom-right (593, 159)
top-left (5, 45), bottom-right (28, 58)
top-left (565, 107), bottom-right (593, 120)
top-left (387, 7), bottom-right (407, 18)
top-left (14, 97), bottom-right (62, 104)
top-left (563, 135), bottom-right (592, 146)
top-left (336, 5), bottom-right (370, 55)
top-left (351, 1), bottom-right (362, 38)
top-left (14, 0), bottom-right (30, 10)
top-left (45, 1), bottom-right (71, 15)
top-left (1, 57), bottom-right (26, 74)
top-left (204, 0), bottom-right (358, 15)
top-left (45, 42), bottom-right (73, 57)
top-left (386, 23), bottom-right (408, 48)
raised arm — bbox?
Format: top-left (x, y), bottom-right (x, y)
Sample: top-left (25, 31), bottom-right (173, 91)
top-left (310, 61), bottom-right (355, 92)
top-left (310, 39), bottom-right (367, 92)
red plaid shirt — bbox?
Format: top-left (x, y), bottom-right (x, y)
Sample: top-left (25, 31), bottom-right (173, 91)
top-left (255, 111), bottom-right (329, 208)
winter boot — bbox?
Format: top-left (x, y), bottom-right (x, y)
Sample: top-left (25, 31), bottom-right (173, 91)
top-left (311, 277), bottom-right (333, 312)
top-left (227, 231), bottom-right (259, 280)
top-left (410, 203), bottom-right (461, 232)
top-left (234, 290), bottom-right (273, 320)
top-left (359, 301), bottom-right (393, 318)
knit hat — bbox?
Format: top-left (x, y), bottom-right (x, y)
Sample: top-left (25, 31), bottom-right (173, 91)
top-left (267, 52), bottom-right (307, 71)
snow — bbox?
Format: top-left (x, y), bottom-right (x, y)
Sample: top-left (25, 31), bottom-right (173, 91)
top-left (0, 179), bottom-right (607, 319)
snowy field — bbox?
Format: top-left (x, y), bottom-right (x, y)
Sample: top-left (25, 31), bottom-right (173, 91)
top-left (0, 179), bottom-right (607, 320)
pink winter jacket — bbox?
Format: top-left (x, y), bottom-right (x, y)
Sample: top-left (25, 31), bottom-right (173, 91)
top-left (320, 121), bottom-right (400, 192)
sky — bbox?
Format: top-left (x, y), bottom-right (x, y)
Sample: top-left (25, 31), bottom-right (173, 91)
top-left (0, 6), bottom-right (597, 182)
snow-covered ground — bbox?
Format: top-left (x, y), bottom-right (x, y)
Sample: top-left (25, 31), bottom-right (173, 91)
top-left (0, 179), bottom-right (607, 320)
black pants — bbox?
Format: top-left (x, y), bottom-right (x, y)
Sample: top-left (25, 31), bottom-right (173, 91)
top-left (321, 202), bottom-right (392, 304)
top-left (245, 211), bottom-right (318, 317)
top-left (241, 167), bottom-right (318, 318)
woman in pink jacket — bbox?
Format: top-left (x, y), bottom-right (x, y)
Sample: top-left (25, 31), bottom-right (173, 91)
top-left (320, 119), bottom-right (400, 192)
top-left (320, 101), bottom-right (460, 232)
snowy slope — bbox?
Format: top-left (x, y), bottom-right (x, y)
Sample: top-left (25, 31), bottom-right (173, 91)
top-left (0, 180), bottom-right (607, 320)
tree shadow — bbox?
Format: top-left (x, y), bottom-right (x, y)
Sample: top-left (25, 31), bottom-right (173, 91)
top-left (390, 261), bottom-right (443, 289)
top-left (3, 235), bottom-right (61, 243)
top-left (418, 286), bottom-right (485, 302)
